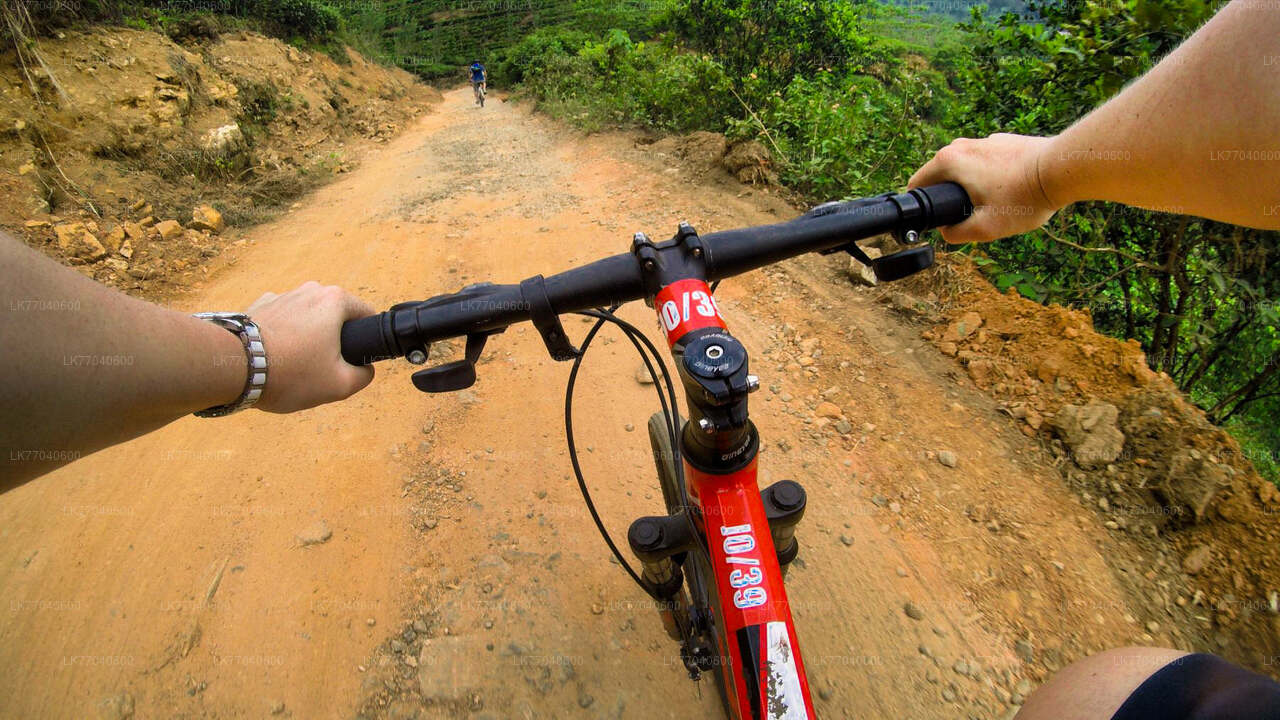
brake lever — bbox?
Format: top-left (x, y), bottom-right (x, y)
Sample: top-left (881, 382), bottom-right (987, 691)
top-left (819, 226), bottom-right (935, 283)
top-left (410, 330), bottom-right (500, 393)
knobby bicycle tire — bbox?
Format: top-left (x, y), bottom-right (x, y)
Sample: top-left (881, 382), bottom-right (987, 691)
top-left (648, 411), bottom-right (734, 718)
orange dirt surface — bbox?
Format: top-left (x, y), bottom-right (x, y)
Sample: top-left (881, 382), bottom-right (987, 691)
top-left (0, 87), bottom-right (1277, 720)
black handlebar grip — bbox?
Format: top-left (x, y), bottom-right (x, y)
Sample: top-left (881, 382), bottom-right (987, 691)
top-left (341, 313), bottom-right (395, 366)
top-left (916, 182), bottom-right (973, 228)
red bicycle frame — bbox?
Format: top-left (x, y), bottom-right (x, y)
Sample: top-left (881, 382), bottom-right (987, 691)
top-left (654, 278), bottom-right (815, 720)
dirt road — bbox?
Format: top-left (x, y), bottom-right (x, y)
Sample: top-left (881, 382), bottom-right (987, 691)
top-left (0, 88), bottom-right (1177, 719)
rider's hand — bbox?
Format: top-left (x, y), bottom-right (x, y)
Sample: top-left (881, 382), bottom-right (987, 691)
top-left (246, 281), bottom-right (376, 413)
top-left (909, 133), bottom-right (1060, 244)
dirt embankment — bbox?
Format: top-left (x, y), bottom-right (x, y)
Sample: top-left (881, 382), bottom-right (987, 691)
top-left (906, 255), bottom-right (1280, 669)
top-left (3, 24), bottom-right (441, 298)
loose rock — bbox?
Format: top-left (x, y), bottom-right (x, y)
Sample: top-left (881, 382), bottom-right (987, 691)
top-left (1182, 545), bottom-right (1212, 575)
top-left (154, 219), bottom-right (183, 241)
top-left (190, 205), bottom-right (225, 233)
top-left (1050, 401), bottom-right (1125, 469)
top-left (296, 520), bottom-right (332, 546)
top-left (943, 311), bottom-right (983, 343)
top-left (1154, 449), bottom-right (1226, 523)
top-left (635, 364), bottom-right (654, 385)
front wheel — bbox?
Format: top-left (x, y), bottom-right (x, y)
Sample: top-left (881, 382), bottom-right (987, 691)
top-left (647, 411), bottom-right (734, 718)
top-left (647, 410), bottom-right (683, 514)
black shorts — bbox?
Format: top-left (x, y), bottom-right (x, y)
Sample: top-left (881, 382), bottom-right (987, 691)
top-left (1112, 653), bottom-right (1280, 720)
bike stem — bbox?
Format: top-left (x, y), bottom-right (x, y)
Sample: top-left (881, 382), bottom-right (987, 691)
top-left (629, 222), bottom-right (764, 477)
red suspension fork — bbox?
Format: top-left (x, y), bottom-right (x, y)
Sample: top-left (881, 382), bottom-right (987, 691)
top-left (653, 278), bottom-right (815, 720)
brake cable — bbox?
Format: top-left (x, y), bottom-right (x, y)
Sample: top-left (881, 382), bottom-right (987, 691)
top-left (563, 305), bottom-right (692, 594)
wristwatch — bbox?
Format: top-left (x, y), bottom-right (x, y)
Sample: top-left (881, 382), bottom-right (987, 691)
top-left (192, 312), bottom-right (268, 417)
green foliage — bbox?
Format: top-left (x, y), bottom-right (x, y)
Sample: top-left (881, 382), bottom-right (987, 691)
top-left (512, 2), bottom-right (949, 195)
top-left (514, 29), bottom-right (735, 132)
top-left (255, 0), bottom-right (338, 38)
top-left (884, 0), bottom-right (1032, 20)
top-left (949, 0), bottom-right (1217, 136)
top-left (496, 25), bottom-right (593, 84)
top-left (663, 0), bottom-right (864, 82)
top-left (339, 0), bottom-right (656, 80)
top-left (731, 60), bottom-right (949, 196)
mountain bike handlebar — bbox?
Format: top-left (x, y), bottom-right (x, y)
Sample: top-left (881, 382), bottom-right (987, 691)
top-left (340, 182), bottom-right (971, 366)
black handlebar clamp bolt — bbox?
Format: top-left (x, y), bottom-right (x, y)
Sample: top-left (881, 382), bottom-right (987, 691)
top-left (632, 232), bottom-right (662, 306)
top-left (676, 222), bottom-right (703, 259)
top-left (632, 232), bottom-right (659, 273)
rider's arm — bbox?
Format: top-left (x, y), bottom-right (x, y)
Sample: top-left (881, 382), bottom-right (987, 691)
top-left (0, 232), bottom-right (375, 490)
top-left (909, 0), bottom-right (1280, 243)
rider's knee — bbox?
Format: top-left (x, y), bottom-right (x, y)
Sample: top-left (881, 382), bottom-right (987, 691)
top-left (1015, 647), bottom-right (1187, 720)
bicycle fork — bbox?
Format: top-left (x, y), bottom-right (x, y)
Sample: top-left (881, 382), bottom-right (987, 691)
top-left (629, 479), bottom-right (807, 623)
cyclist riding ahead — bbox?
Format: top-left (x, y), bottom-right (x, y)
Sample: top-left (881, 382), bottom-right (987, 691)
top-left (2, 0), bottom-right (1279, 718)
top-left (469, 59), bottom-right (486, 107)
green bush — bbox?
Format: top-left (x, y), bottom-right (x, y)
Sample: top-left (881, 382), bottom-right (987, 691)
top-left (255, 0), bottom-right (337, 39)
top-left (662, 0), bottom-right (863, 82)
top-left (733, 67), bottom-right (947, 197)
top-left (516, 29), bottom-right (734, 133)
top-left (497, 26), bottom-right (593, 85)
